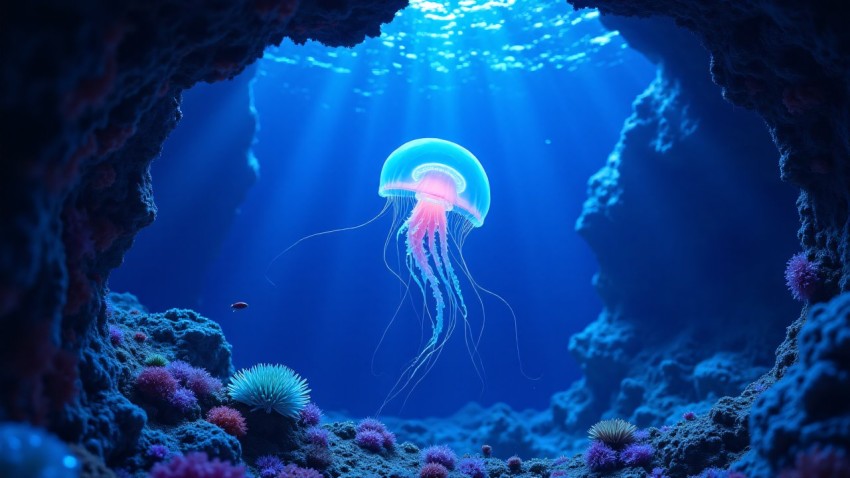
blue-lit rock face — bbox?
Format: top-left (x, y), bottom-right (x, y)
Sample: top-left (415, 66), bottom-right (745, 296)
top-left (565, 0), bottom-right (850, 474)
top-left (744, 293), bottom-right (850, 475)
top-left (557, 16), bottom-right (797, 469)
top-left (0, 0), bottom-right (407, 466)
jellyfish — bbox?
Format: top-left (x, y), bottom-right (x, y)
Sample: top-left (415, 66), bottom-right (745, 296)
top-left (378, 138), bottom-right (490, 394)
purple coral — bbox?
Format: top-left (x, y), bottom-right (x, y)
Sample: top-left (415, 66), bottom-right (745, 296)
top-left (299, 402), bottom-right (322, 426)
top-left (683, 411), bottom-right (696, 421)
top-left (506, 455), bottom-right (522, 473)
top-left (621, 443), bottom-right (654, 467)
top-left (279, 464), bottom-right (323, 478)
top-left (420, 463), bottom-right (449, 478)
top-left (785, 252), bottom-right (820, 301)
top-left (458, 457), bottom-right (486, 478)
top-left (147, 444), bottom-right (169, 460)
top-left (136, 366), bottom-right (179, 400)
top-left (306, 426), bottom-right (329, 448)
top-left (167, 360), bottom-right (222, 398)
top-left (109, 325), bottom-right (123, 345)
top-left (584, 440), bottom-right (618, 472)
top-left (149, 452), bottom-right (245, 477)
top-left (355, 429), bottom-right (384, 453)
top-left (422, 445), bottom-right (457, 470)
top-left (355, 418), bottom-right (394, 453)
top-left (170, 387), bottom-right (198, 413)
top-left (255, 455), bottom-right (284, 478)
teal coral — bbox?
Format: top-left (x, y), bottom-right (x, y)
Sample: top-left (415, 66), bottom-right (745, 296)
top-left (227, 363), bottom-right (310, 418)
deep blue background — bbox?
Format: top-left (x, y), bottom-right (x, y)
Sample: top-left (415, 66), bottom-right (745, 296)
top-left (111, 5), bottom-right (655, 418)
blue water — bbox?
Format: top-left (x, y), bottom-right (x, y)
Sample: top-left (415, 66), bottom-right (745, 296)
top-left (111, 1), bottom-right (655, 418)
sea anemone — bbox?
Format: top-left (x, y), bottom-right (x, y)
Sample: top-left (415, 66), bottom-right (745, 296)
top-left (421, 445), bottom-right (457, 470)
top-left (255, 455), bottom-right (284, 478)
top-left (481, 444), bottom-right (492, 457)
top-left (168, 360), bottom-right (223, 398)
top-left (785, 252), bottom-right (820, 301)
top-left (299, 402), bottom-right (322, 426)
top-left (109, 325), bottom-right (123, 345)
top-left (206, 406), bottom-right (248, 437)
top-left (621, 443), bottom-right (654, 467)
top-left (136, 366), bottom-right (179, 400)
top-left (458, 457), bottom-right (486, 478)
top-left (355, 430), bottom-right (385, 453)
top-left (149, 452), bottom-right (245, 478)
top-left (227, 363), bottom-right (310, 418)
top-left (683, 411), bottom-right (696, 421)
top-left (420, 463), bottom-right (449, 478)
top-left (170, 387), bottom-right (198, 413)
top-left (306, 426), bottom-right (329, 448)
top-left (588, 418), bottom-right (637, 448)
top-left (133, 331), bottom-right (147, 342)
top-left (584, 440), bottom-right (618, 472)
top-left (506, 455), bottom-right (522, 473)
top-left (145, 354), bottom-right (168, 367)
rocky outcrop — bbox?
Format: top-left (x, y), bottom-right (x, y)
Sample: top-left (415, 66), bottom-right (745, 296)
top-left (555, 14), bottom-right (798, 437)
top-left (0, 0), bottom-right (406, 460)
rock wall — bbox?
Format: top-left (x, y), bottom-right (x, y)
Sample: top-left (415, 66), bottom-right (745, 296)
top-left (0, 0), bottom-right (406, 458)
top-left (554, 14), bottom-right (798, 434)
top-left (562, 0), bottom-right (850, 473)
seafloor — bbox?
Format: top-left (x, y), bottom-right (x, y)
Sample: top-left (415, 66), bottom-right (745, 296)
top-left (1, 1), bottom-right (849, 477)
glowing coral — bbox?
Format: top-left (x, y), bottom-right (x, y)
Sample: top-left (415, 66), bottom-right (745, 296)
top-left (206, 406), bottom-right (248, 437)
top-left (227, 364), bottom-right (310, 418)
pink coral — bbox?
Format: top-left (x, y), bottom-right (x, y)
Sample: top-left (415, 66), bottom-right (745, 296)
top-left (207, 406), bottom-right (247, 437)
top-left (136, 367), bottom-right (179, 400)
top-left (420, 463), bottom-right (449, 478)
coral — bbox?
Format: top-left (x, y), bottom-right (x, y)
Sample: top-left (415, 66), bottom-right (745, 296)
top-left (147, 444), bottom-right (170, 461)
top-left (207, 406), bottom-right (248, 438)
top-left (621, 443), bottom-right (654, 467)
top-left (0, 423), bottom-right (79, 477)
top-left (481, 444), bottom-right (492, 457)
top-left (133, 331), bottom-right (147, 343)
top-left (255, 455), bottom-right (284, 478)
top-left (168, 360), bottom-right (223, 398)
top-left (170, 387), bottom-right (199, 413)
top-left (784, 252), bottom-right (820, 301)
top-left (227, 364), bottom-right (310, 418)
top-left (355, 429), bottom-right (385, 453)
top-left (146, 354), bottom-right (169, 367)
top-left (278, 464), bottom-right (323, 478)
top-left (299, 402), bottom-right (322, 427)
top-left (650, 468), bottom-right (670, 478)
top-left (683, 411), bottom-right (696, 421)
top-left (421, 445), bottom-right (457, 470)
top-left (357, 418), bottom-right (389, 434)
top-left (588, 419), bottom-right (636, 448)
top-left (506, 455), bottom-right (522, 473)
top-left (778, 446), bottom-right (850, 478)
top-left (584, 441), bottom-right (618, 472)
top-left (419, 463), bottom-right (449, 478)
top-left (355, 418), bottom-right (395, 453)
top-left (149, 452), bottom-right (245, 478)
top-left (458, 457), bottom-right (486, 478)
top-left (136, 366), bottom-right (179, 401)
top-left (306, 426), bottom-right (329, 448)
top-left (109, 325), bottom-right (123, 346)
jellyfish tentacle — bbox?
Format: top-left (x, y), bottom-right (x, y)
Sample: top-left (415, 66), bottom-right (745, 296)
top-left (437, 218), bottom-right (467, 318)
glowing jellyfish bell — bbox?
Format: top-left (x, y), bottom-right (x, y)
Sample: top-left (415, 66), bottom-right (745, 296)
top-left (378, 138), bottom-right (490, 394)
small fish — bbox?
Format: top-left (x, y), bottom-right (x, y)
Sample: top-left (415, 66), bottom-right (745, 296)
top-left (231, 301), bottom-right (249, 312)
